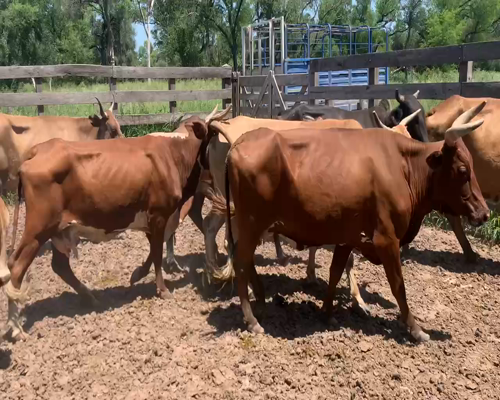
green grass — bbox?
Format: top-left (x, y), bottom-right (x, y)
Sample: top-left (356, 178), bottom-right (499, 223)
top-left (424, 210), bottom-right (500, 244)
top-left (390, 68), bottom-right (500, 112)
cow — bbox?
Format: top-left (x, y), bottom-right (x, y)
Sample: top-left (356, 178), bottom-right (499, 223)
top-left (3, 106), bottom-right (229, 340)
top-left (278, 90), bottom-right (429, 142)
top-left (426, 95), bottom-right (500, 262)
top-left (0, 197), bottom-right (10, 287)
top-left (0, 98), bottom-right (122, 193)
top-left (223, 102), bottom-right (488, 342)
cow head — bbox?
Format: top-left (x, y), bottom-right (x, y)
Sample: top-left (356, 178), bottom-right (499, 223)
top-left (373, 108), bottom-right (421, 138)
top-left (426, 101), bottom-right (489, 226)
top-left (388, 89), bottom-right (429, 142)
top-left (90, 96), bottom-right (123, 139)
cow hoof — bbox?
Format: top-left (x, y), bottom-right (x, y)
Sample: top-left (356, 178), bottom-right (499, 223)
top-left (248, 322), bottom-right (265, 335)
top-left (0, 268), bottom-right (11, 287)
top-left (411, 329), bottom-right (430, 343)
top-left (465, 252), bottom-right (478, 264)
top-left (130, 267), bottom-right (147, 286)
top-left (278, 255), bottom-right (290, 267)
top-left (353, 302), bottom-right (371, 317)
top-left (163, 259), bottom-right (186, 273)
top-left (305, 274), bottom-right (317, 285)
top-left (81, 294), bottom-right (99, 308)
top-left (158, 289), bottom-right (173, 300)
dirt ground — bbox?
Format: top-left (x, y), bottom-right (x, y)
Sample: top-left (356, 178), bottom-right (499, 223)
top-left (0, 204), bottom-right (499, 400)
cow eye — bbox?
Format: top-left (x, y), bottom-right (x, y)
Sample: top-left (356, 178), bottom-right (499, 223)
top-left (459, 166), bottom-right (467, 175)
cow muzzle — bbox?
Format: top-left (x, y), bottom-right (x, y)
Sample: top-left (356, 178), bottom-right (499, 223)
top-left (468, 208), bottom-right (490, 227)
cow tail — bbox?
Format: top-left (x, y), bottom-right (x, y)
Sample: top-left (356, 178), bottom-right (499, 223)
top-left (9, 177), bottom-right (22, 255)
top-left (212, 156), bottom-right (236, 281)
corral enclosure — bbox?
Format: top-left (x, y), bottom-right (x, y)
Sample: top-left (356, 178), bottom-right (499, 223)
top-left (1, 42), bottom-right (500, 400)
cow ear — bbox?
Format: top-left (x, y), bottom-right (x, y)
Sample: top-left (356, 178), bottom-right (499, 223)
top-left (89, 115), bottom-right (100, 127)
top-left (426, 151), bottom-right (443, 170)
top-left (185, 120), bottom-right (208, 140)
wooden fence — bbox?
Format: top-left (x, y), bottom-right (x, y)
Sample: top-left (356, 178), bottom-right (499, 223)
top-left (237, 40), bottom-right (500, 117)
top-left (0, 65), bottom-right (236, 125)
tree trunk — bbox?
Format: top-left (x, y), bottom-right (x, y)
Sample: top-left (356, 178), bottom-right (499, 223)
top-left (232, 42), bottom-right (238, 72)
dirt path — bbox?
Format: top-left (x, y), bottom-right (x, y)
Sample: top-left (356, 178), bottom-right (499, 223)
top-left (1, 205), bottom-right (499, 399)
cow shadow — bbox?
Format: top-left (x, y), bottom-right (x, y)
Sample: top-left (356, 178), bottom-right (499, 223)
top-left (206, 291), bottom-right (451, 345)
top-left (0, 348), bottom-right (12, 370)
top-left (402, 247), bottom-right (500, 276)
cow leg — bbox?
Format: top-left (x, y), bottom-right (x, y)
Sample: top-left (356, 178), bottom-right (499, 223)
top-left (321, 245), bottom-right (353, 322)
top-left (5, 236), bottom-right (44, 340)
top-left (188, 192), bottom-right (205, 234)
top-left (203, 209), bottom-right (225, 278)
top-left (130, 234), bottom-right (154, 286)
top-left (149, 221), bottom-right (172, 299)
top-left (50, 242), bottom-right (98, 306)
top-left (345, 253), bottom-right (370, 316)
top-left (374, 232), bottom-right (429, 342)
top-left (234, 229), bottom-right (265, 334)
top-left (306, 247), bottom-right (318, 283)
top-left (274, 233), bottom-right (290, 266)
top-left (446, 214), bottom-right (477, 263)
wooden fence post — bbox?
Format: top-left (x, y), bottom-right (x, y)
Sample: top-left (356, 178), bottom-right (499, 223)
top-left (368, 67), bottom-right (379, 108)
top-left (109, 77), bottom-right (118, 111)
top-left (35, 78), bottom-right (44, 115)
top-left (459, 61), bottom-right (473, 84)
top-left (222, 76), bottom-right (231, 111)
top-left (168, 78), bottom-right (177, 114)
top-left (231, 72), bottom-right (239, 117)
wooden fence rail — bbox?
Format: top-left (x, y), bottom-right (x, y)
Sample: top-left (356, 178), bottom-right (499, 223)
top-left (238, 40), bottom-right (500, 117)
top-left (0, 65), bottom-right (235, 125)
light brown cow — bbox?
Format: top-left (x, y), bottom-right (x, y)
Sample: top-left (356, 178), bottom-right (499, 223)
top-left (223, 103), bottom-right (488, 342)
top-left (0, 98), bottom-right (122, 193)
top-left (426, 95), bottom-right (500, 262)
top-left (4, 107), bottom-right (227, 340)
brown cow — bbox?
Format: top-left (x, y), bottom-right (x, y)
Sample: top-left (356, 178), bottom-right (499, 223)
top-left (0, 197), bottom-right (9, 286)
top-left (0, 98), bottom-right (122, 193)
top-left (223, 102), bottom-right (488, 342)
top-left (427, 95), bottom-right (500, 262)
top-left (4, 107), bottom-right (228, 340)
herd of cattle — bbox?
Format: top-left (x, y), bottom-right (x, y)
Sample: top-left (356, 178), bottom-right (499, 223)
top-left (0, 91), bottom-right (497, 344)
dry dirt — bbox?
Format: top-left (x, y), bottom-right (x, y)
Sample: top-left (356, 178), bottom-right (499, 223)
top-left (1, 204), bottom-right (499, 400)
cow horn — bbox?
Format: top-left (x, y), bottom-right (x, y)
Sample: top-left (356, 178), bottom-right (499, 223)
top-left (372, 111), bottom-right (391, 130)
top-left (204, 105), bottom-right (219, 124)
top-left (211, 105), bottom-right (232, 122)
top-left (399, 109), bottom-right (421, 127)
top-left (108, 94), bottom-right (116, 112)
top-left (395, 89), bottom-right (404, 103)
top-left (451, 101), bottom-right (486, 128)
top-left (445, 101), bottom-right (486, 145)
top-left (210, 120), bottom-right (234, 145)
top-left (413, 90), bottom-right (420, 98)
top-left (445, 119), bottom-right (484, 145)
top-left (303, 115), bottom-right (315, 121)
top-left (95, 97), bottom-right (106, 118)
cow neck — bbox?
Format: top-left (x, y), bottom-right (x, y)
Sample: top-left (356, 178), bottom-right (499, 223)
top-left (170, 134), bottom-right (204, 188)
top-left (403, 140), bottom-right (444, 218)
top-left (77, 117), bottom-right (101, 140)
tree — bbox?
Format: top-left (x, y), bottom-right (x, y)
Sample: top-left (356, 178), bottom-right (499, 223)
top-left (83, 0), bottom-right (137, 65)
top-left (135, 0), bottom-right (155, 71)
top-left (203, 0), bottom-right (252, 70)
